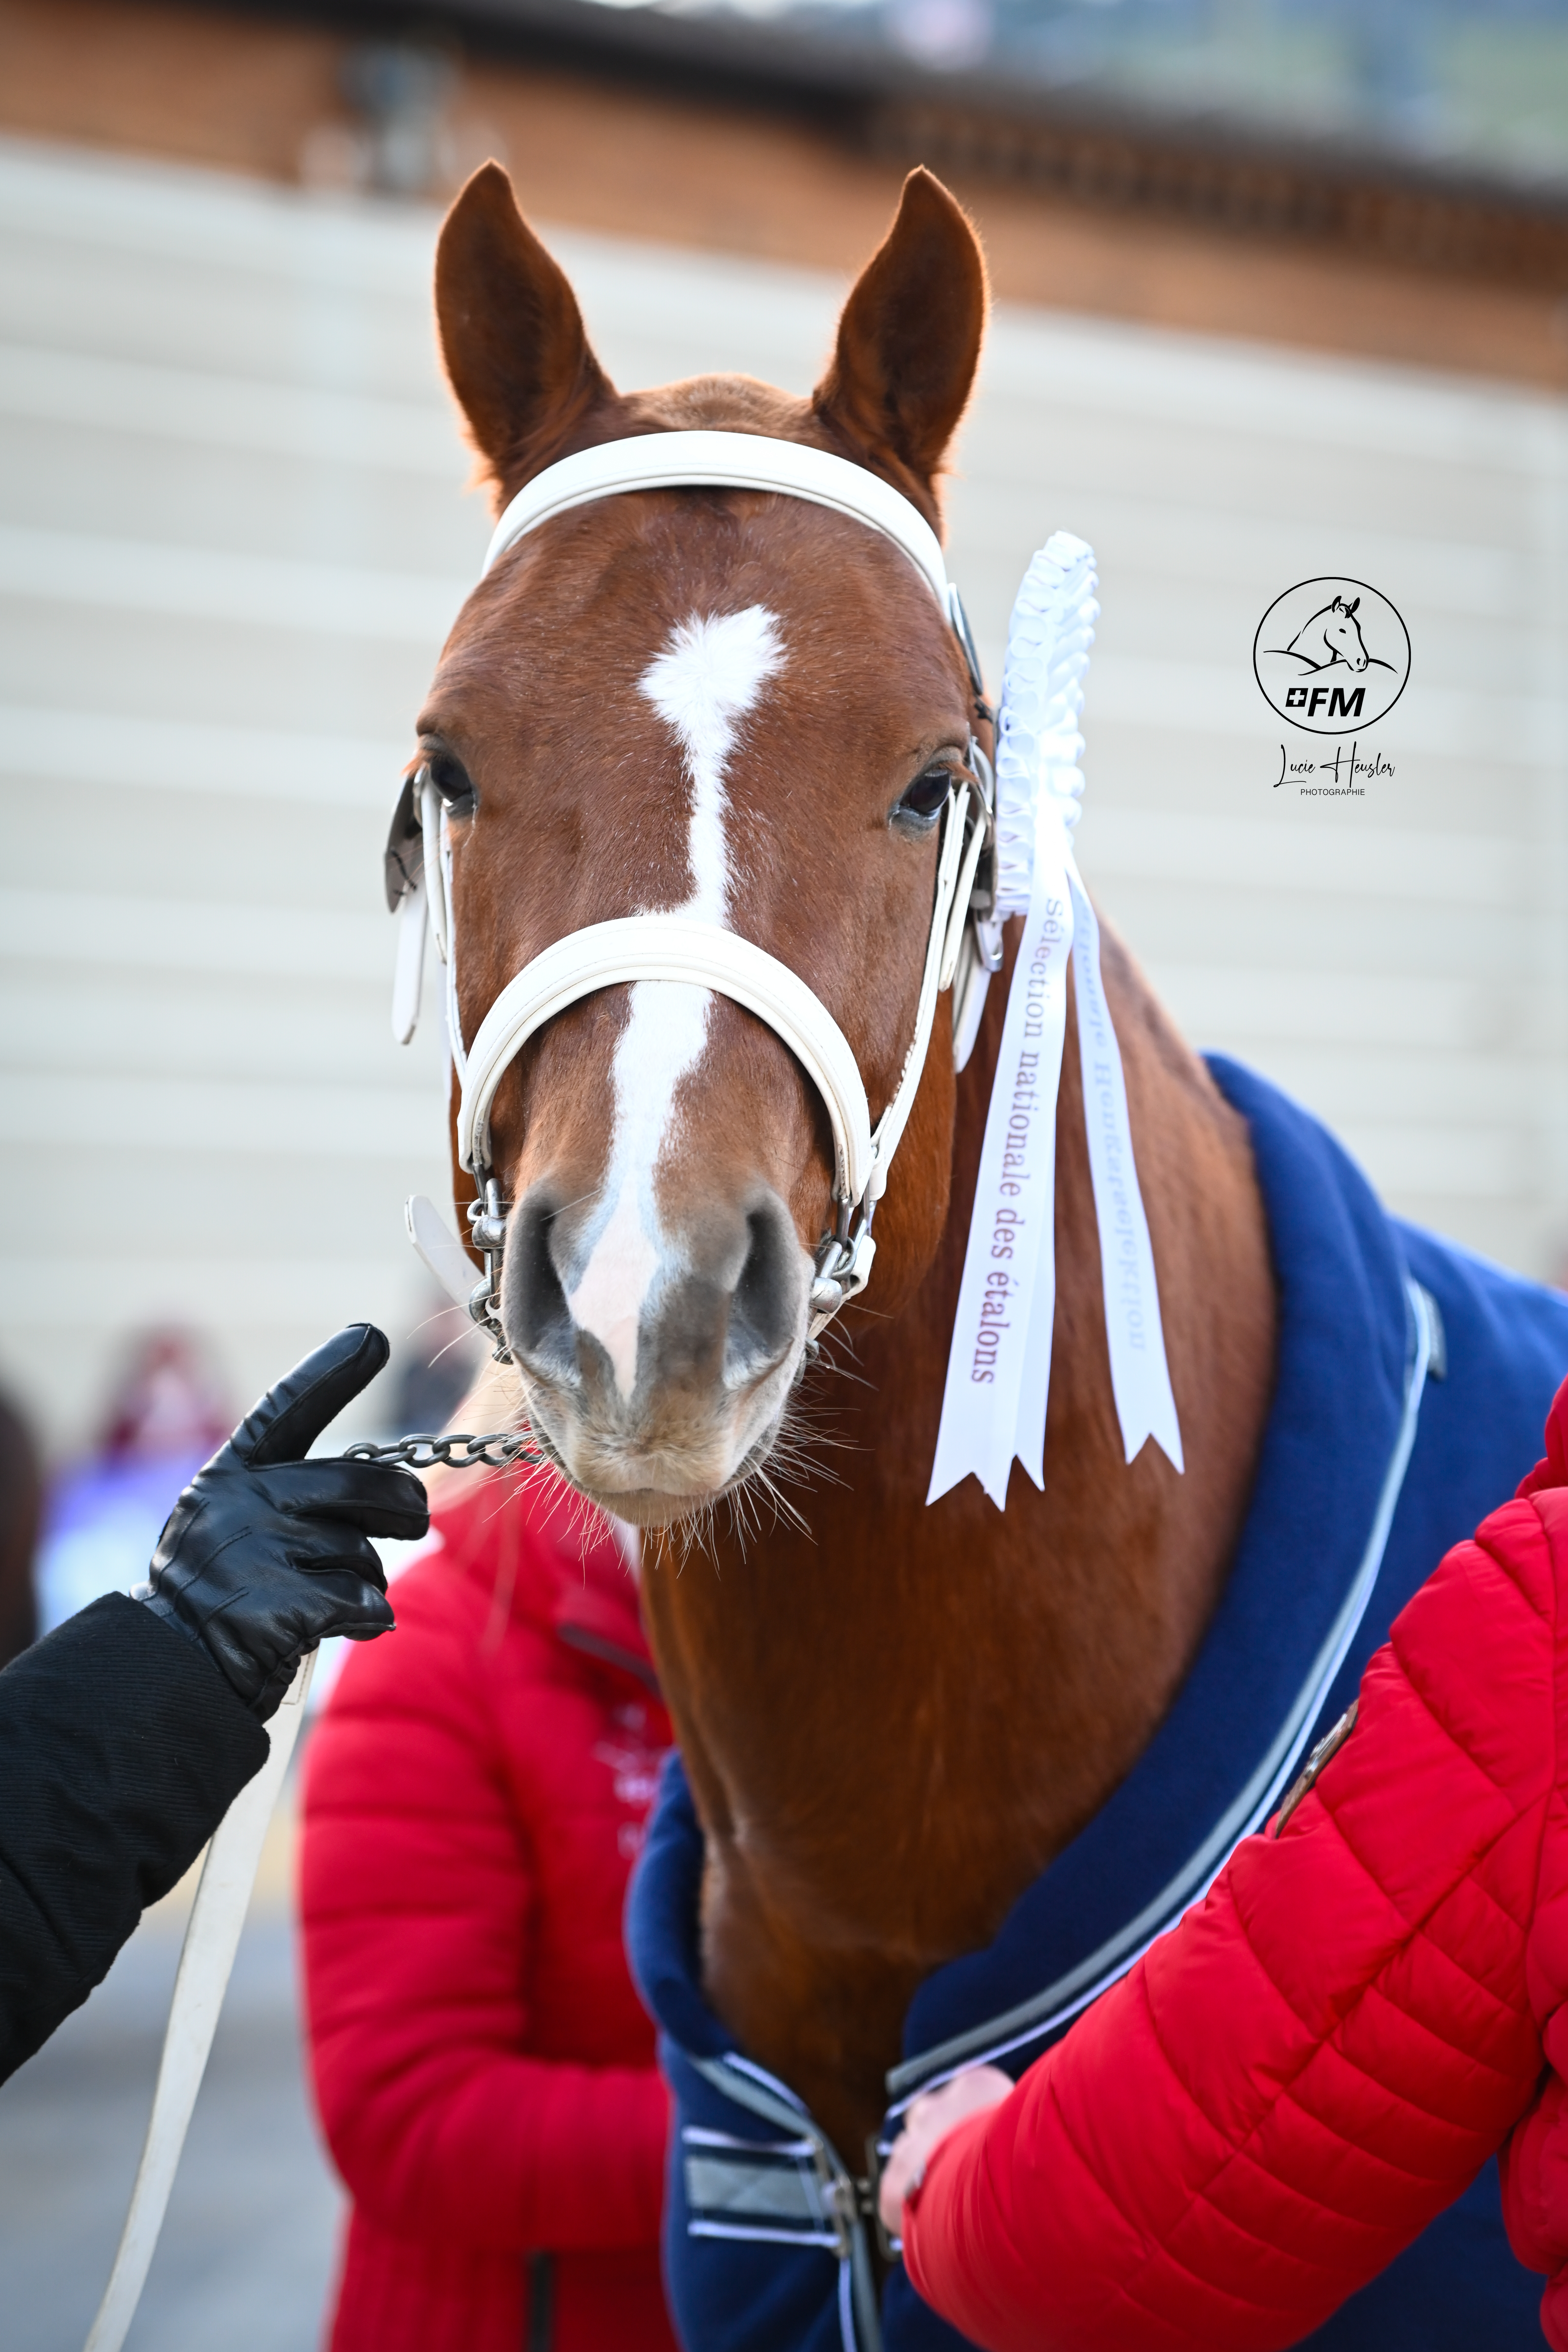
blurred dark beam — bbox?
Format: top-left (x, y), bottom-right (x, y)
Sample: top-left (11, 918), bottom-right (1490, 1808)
top-left (250, 0), bottom-right (1568, 290)
top-left (9, 0), bottom-right (1568, 387)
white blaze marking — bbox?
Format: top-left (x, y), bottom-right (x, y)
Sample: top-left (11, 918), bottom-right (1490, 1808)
top-left (568, 607), bottom-right (785, 1397)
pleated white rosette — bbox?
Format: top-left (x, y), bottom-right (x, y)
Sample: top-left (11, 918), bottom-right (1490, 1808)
top-left (928, 532), bottom-right (1183, 1510)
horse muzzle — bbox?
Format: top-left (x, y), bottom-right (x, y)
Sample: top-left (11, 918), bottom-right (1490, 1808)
top-left (500, 1179), bottom-right (811, 1522)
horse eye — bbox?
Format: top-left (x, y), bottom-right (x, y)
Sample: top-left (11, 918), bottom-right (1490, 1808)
top-left (894, 769), bottom-right (953, 826)
top-left (425, 751), bottom-right (476, 816)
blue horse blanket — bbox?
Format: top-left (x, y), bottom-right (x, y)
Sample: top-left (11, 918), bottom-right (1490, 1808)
top-left (627, 1056), bottom-right (1568, 2352)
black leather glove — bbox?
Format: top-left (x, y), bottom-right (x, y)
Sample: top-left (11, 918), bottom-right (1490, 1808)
top-left (140, 1325), bottom-right (428, 1720)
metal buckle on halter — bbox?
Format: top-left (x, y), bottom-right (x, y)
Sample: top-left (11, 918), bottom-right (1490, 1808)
top-left (465, 1176), bottom-right (514, 1365)
top-left (964, 733), bottom-right (1001, 971)
top-left (807, 1199), bottom-right (877, 1351)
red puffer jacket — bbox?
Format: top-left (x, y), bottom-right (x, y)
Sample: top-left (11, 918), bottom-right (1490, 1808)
top-left (902, 1376), bottom-right (1568, 2352)
top-left (301, 1470), bottom-right (678, 2352)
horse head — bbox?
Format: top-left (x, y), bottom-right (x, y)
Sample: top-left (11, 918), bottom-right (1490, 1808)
top-left (1322, 594), bottom-right (1368, 672)
top-left (421, 165), bottom-right (987, 1525)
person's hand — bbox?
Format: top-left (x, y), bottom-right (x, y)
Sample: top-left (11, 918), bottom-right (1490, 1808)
top-left (140, 1325), bottom-right (428, 1720)
top-left (879, 2065), bottom-right (1013, 2237)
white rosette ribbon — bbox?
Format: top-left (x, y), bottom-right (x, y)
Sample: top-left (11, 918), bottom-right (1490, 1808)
top-left (928, 532), bottom-right (1183, 1510)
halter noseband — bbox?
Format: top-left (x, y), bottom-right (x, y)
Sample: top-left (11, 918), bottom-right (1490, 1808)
top-left (385, 430), bottom-right (999, 1358)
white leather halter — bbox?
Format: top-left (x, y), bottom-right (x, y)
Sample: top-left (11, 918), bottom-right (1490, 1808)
top-left (386, 430), bottom-right (998, 1349)
top-left (483, 430), bottom-right (954, 609)
top-left (460, 919), bottom-right (873, 1204)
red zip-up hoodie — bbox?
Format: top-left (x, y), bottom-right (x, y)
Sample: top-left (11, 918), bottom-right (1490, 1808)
top-left (301, 1471), bottom-right (677, 2352)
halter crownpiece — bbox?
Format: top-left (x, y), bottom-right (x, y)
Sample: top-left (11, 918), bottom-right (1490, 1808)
top-left (482, 430), bottom-right (954, 611)
top-left (383, 432), bottom-right (1178, 1505)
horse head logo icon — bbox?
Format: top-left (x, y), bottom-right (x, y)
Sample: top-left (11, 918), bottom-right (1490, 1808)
top-left (1254, 576), bottom-right (1409, 735)
top-left (1288, 594), bottom-right (1368, 673)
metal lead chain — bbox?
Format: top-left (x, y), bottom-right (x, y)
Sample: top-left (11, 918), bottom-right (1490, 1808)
top-left (342, 1430), bottom-right (542, 1472)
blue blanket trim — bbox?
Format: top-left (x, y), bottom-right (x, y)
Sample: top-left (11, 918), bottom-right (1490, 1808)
top-left (627, 1056), bottom-right (1568, 2352)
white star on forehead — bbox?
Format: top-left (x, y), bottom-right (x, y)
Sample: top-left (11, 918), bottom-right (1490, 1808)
top-left (567, 608), bottom-right (786, 1399)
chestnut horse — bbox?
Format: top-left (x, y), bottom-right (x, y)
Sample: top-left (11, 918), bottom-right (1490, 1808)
top-left (420, 161), bottom-right (1277, 2162)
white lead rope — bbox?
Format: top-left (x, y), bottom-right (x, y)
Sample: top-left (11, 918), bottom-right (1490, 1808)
top-left (83, 1650), bottom-right (315, 2352)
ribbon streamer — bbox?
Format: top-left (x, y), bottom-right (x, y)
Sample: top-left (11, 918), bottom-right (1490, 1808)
top-left (928, 534), bottom-right (1182, 1510)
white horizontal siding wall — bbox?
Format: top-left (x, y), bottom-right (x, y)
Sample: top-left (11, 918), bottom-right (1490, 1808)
top-left (0, 139), bottom-right (481, 1444)
top-left (2, 135), bottom-right (1565, 1446)
top-left (954, 310), bottom-right (1568, 1285)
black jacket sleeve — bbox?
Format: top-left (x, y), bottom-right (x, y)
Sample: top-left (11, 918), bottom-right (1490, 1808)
top-left (0, 1592), bottom-right (270, 2081)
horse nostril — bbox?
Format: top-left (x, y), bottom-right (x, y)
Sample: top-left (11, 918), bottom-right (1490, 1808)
top-left (502, 1187), bottom-right (579, 1385)
top-left (725, 1200), bottom-right (801, 1386)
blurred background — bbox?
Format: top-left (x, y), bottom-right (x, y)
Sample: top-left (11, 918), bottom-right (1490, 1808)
top-left (2, 0), bottom-right (1568, 2342)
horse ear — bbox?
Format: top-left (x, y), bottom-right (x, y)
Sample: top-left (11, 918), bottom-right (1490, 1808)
top-left (1346, 596), bottom-right (1360, 615)
top-left (434, 163), bottom-right (617, 509)
top-left (813, 169), bottom-right (987, 503)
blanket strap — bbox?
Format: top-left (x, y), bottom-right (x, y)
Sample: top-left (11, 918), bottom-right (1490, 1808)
top-left (688, 2054), bottom-right (884, 2352)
